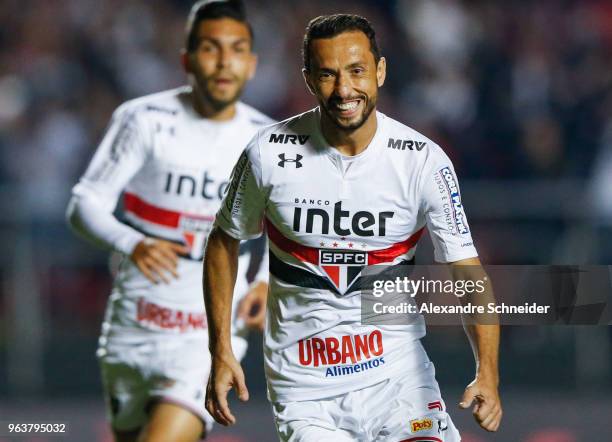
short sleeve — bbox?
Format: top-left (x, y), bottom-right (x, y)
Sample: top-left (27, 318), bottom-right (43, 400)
top-left (214, 134), bottom-right (267, 240)
top-left (421, 148), bottom-right (478, 263)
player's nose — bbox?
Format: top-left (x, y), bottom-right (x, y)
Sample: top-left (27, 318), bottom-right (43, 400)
top-left (217, 48), bottom-right (231, 69)
top-left (334, 74), bottom-right (354, 99)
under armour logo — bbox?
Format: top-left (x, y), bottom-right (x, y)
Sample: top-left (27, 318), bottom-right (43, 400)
top-left (278, 153), bottom-right (303, 168)
top-left (437, 419), bottom-right (448, 433)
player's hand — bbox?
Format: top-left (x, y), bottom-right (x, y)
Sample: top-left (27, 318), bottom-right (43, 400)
top-left (459, 376), bottom-right (502, 432)
top-left (130, 238), bottom-right (188, 284)
top-left (237, 281), bottom-right (268, 331)
top-left (206, 350), bottom-right (249, 426)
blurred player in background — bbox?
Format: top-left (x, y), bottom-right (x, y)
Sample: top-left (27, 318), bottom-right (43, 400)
top-left (204, 13), bottom-right (501, 441)
top-left (66, 1), bottom-right (271, 441)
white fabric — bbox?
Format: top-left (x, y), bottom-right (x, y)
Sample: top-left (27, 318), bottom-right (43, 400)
top-left (67, 86), bottom-right (273, 331)
top-left (273, 358), bottom-right (461, 442)
top-left (215, 107), bottom-right (478, 402)
top-left (99, 333), bottom-right (248, 433)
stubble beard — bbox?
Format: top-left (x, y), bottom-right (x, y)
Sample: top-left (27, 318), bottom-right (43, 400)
top-left (321, 95), bottom-right (377, 132)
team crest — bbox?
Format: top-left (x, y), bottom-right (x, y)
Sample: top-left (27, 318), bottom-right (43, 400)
top-left (179, 215), bottom-right (213, 259)
top-left (319, 249), bottom-right (367, 293)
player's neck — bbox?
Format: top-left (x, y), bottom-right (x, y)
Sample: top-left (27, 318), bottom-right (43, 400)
top-left (191, 90), bottom-right (237, 121)
top-left (320, 110), bottom-right (378, 156)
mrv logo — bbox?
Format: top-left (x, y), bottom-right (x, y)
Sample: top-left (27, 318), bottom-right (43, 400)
top-left (320, 249), bottom-right (367, 292)
top-left (387, 138), bottom-right (426, 151)
top-left (293, 201), bottom-right (394, 237)
top-left (440, 166), bottom-right (469, 234)
top-left (269, 133), bottom-right (310, 145)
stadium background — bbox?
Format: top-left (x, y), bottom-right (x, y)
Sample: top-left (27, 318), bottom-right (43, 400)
top-left (1, 0), bottom-right (612, 440)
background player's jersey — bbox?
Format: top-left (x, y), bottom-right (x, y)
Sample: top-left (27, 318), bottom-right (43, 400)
top-left (68, 86), bottom-right (273, 335)
top-left (215, 108), bottom-right (478, 401)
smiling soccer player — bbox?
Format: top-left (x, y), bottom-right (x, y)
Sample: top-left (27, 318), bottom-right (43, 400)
top-left (204, 13), bottom-right (501, 441)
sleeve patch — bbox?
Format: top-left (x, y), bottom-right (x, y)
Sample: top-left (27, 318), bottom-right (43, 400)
top-left (437, 166), bottom-right (469, 235)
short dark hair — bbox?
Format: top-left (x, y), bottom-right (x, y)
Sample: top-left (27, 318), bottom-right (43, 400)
top-left (302, 14), bottom-right (381, 71)
top-left (185, 0), bottom-right (253, 52)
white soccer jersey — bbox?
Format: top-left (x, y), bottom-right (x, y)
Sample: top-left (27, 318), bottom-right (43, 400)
top-left (215, 107), bottom-right (478, 401)
top-left (68, 86), bottom-right (273, 335)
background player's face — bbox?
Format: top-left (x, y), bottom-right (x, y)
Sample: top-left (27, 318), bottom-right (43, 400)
top-left (185, 18), bottom-right (256, 110)
top-left (304, 31), bottom-right (386, 131)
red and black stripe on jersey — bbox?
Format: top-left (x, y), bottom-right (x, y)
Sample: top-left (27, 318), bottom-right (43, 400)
top-left (266, 219), bottom-right (424, 295)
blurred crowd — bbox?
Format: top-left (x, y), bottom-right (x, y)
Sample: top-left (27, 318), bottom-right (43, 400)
top-left (0, 0), bottom-right (611, 399)
top-left (1, 0), bottom-right (612, 220)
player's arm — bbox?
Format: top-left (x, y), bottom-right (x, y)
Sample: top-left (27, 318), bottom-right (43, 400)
top-left (420, 146), bottom-right (502, 432)
top-left (237, 235), bottom-right (269, 331)
top-left (203, 226), bottom-right (247, 426)
top-left (66, 105), bottom-right (186, 283)
top-left (451, 257), bottom-right (502, 432)
top-left (204, 138), bottom-right (268, 426)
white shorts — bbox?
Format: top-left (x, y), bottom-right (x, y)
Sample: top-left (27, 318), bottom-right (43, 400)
top-left (272, 362), bottom-right (460, 442)
top-left (99, 333), bottom-right (248, 434)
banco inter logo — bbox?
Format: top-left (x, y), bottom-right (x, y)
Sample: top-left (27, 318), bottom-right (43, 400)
top-left (387, 138), bottom-right (426, 151)
top-left (278, 153), bottom-right (303, 168)
top-left (269, 133), bottom-right (310, 145)
top-left (164, 171), bottom-right (228, 200)
top-left (292, 201), bottom-right (394, 237)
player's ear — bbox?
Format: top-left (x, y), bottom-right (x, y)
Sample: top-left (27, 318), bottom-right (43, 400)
top-left (376, 57), bottom-right (386, 88)
top-left (302, 68), bottom-right (316, 96)
top-left (181, 49), bottom-right (192, 74)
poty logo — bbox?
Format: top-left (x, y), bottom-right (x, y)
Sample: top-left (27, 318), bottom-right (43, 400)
top-left (278, 153), bottom-right (303, 168)
top-left (387, 138), bottom-right (427, 151)
top-left (410, 418), bottom-right (433, 433)
top-left (269, 133), bottom-right (310, 145)
top-left (440, 167), bottom-right (469, 234)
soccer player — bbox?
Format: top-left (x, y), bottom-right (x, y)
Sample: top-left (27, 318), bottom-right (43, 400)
top-left (66, 1), bottom-right (272, 441)
top-left (204, 13), bottom-right (502, 441)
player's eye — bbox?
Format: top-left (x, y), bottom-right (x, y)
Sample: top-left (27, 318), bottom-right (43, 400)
top-left (199, 43), bottom-right (216, 53)
top-left (351, 67), bottom-right (365, 75)
top-left (319, 72), bottom-right (334, 80)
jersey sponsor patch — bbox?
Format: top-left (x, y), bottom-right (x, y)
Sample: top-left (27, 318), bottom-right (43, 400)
top-left (89, 112), bottom-right (140, 183)
top-left (438, 166), bottom-right (469, 235)
top-left (298, 330), bottom-right (386, 378)
top-left (224, 150), bottom-right (251, 216)
top-left (269, 133), bottom-right (309, 144)
top-left (136, 298), bottom-right (207, 331)
top-left (387, 137), bottom-right (427, 151)
top-left (410, 418), bottom-right (433, 433)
